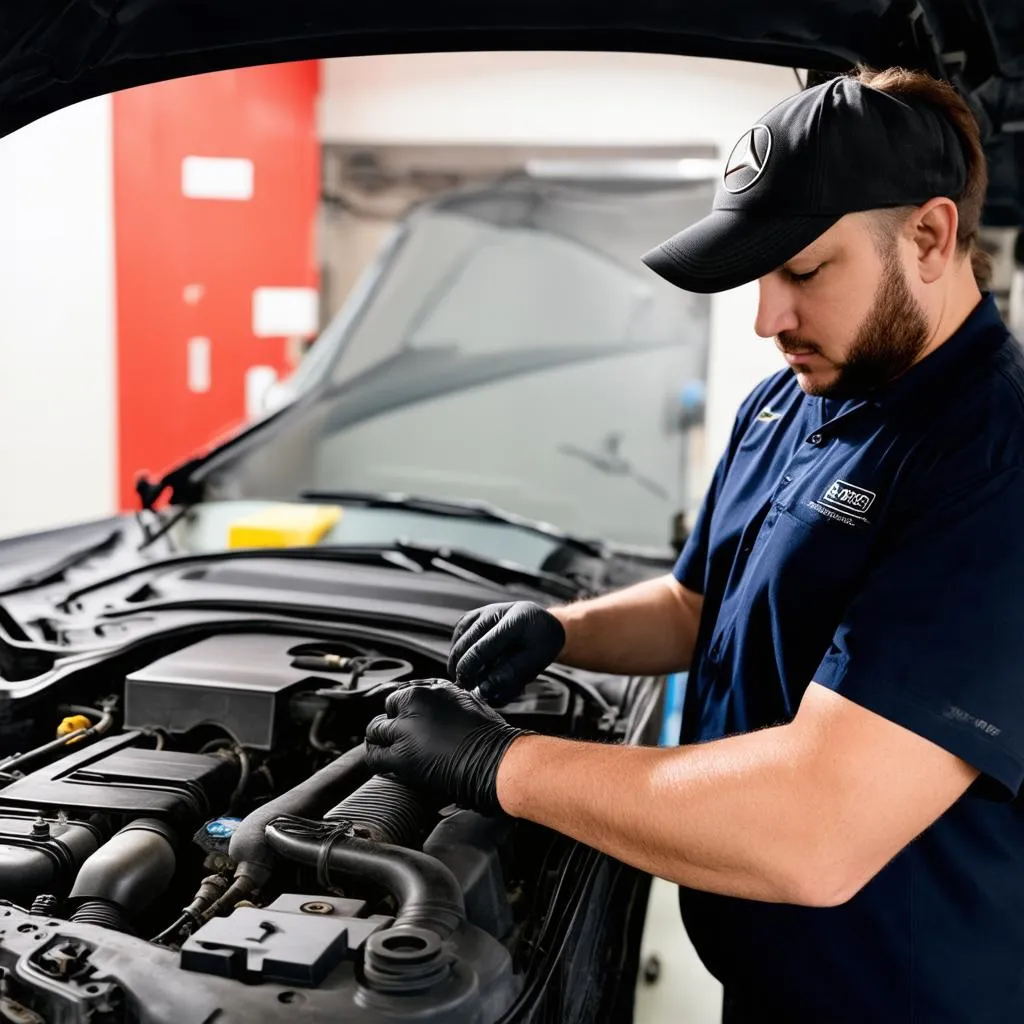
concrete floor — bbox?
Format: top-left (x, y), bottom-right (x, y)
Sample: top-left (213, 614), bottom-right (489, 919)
top-left (634, 877), bottom-right (723, 1023)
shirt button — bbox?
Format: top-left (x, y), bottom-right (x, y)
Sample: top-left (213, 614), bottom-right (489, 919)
top-left (808, 433), bottom-right (823, 446)
top-left (783, 475), bottom-right (792, 484)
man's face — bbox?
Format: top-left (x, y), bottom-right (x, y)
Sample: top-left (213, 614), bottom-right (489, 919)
top-left (754, 214), bottom-right (931, 399)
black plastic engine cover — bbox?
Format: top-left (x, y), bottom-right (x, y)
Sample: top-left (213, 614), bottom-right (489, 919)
top-left (181, 896), bottom-right (391, 987)
top-left (123, 634), bottom-right (369, 750)
top-left (0, 733), bottom-right (234, 828)
top-left (0, 899), bottom-right (519, 1024)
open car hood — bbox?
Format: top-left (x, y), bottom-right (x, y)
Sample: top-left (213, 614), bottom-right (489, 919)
top-left (1, 1), bottom-right (1023, 221)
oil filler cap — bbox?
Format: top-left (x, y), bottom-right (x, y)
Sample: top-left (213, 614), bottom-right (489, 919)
top-left (56, 716), bottom-right (92, 743)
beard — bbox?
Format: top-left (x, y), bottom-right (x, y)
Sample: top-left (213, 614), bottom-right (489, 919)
top-left (778, 250), bottom-right (930, 400)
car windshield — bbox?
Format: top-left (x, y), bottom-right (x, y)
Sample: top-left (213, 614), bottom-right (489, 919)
top-left (207, 177), bottom-right (713, 551)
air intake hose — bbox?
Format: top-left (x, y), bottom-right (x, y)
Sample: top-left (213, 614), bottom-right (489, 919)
top-left (265, 816), bottom-right (464, 937)
top-left (324, 775), bottom-right (437, 847)
top-left (69, 819), bottom-right (176, 933)
top-left (228, 742), bottom-right (368, 887)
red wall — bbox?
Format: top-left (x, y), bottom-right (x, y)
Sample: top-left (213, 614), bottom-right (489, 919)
top-left (112, 62), bottom-right (320, 509)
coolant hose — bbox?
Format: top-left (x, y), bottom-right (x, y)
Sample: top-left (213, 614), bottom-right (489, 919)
top-left (223, 743), bottom-right (369, 895)
top-left (69, 819), bottom-right (176, 933)
top-left (265, 816), bottom-right (465, 938)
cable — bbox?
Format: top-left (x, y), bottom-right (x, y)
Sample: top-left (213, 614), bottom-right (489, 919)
top-left (141, 728), bottom-right (167, 750)
top-left (227, 745), bottom-right (251, 815)
top-left (308, 708), bottom-right (339, 755)
top-left (0, 702), bottom-right (115, 775)
top-left (198, 739), bottom-right (233, 753)
top-left (151, 912), bottom-right (190, 947)
top-left (535, 671), bottom-right (612, 716)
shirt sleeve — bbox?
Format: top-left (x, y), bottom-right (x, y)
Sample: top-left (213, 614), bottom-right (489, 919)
top-left (813, 466), bottom-right (1024, 798)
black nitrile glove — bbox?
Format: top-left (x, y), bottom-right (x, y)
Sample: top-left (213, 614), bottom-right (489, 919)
top-left (447, 601), bottom-right (565, 704)
top-left (364, 680), bottom-right (531, 815)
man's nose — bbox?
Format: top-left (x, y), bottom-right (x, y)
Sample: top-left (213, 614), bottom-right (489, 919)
top-left (754, 276), bottom-right (799, 339)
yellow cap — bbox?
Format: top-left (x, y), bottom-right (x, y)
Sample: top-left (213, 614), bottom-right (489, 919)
top-left (57, 715), bottom-right (92, 743)
top-left (227, 503), bottom-right (342, 549)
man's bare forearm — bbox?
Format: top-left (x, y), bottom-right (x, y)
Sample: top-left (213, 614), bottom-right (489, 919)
top-left (495, 729), bottom-right (817, 904)
top-left (550, 574), bottom-right (702, 676)
top-left (495, 684), bottom-right (981, 908)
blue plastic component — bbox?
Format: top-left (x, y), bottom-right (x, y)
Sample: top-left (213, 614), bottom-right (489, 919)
top-left (205, 817), bottom-right (242, 839)
top-left (678, 379), bottom-right (706, 410)
top-left (659, 672), bottom-right (687, 746)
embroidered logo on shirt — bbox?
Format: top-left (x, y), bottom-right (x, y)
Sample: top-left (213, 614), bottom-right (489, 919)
top-left (804, 479), bottom-right (876, 527)
top-left (755, 406), bottom-right (781, 423)
top-left (820, 479), bottom-right (876, 517)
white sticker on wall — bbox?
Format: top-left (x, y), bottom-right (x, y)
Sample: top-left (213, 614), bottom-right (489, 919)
top-left (187, 337), bottom-right (211, 393)
top-left (252, 287), bottom-right (319, 338)
top-left (181, 156), bottom-right (254, 200)
top-left (245, 365), bottom-right (279, 419)
top-left (182, 283), bottom-right (206, 305)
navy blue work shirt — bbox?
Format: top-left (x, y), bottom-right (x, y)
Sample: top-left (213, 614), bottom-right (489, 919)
top-left (674, 295), bottom-right (1024, 1022)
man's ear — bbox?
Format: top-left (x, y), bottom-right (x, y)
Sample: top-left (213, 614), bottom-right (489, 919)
top-left (908, 198), bottom-right (959, 285)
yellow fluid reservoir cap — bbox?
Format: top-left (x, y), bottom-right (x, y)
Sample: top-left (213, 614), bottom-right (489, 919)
top-left (57, 715), bottom-right (92, 742)
top-left (227, 503), bottom-right (342, 549)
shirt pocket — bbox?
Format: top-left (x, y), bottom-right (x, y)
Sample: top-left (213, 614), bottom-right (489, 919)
top-left (783, 493), bottom-right (875, 532)
top-left (761, 500), bottom-right (876, 601)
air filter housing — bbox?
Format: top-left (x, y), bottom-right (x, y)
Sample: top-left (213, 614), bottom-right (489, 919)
top-left (123, 634), bottom-right (322, 750)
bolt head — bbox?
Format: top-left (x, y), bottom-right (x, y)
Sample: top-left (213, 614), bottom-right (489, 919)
top-left (299, 901), bottom-right (334, 915)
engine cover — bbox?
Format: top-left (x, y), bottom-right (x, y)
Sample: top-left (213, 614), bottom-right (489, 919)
top-left (123, 634), bottom-right (412, 750)
top-left (180, 895), bottom-right (392, 987)
top-left (0, 733), bottom-right (234, 828)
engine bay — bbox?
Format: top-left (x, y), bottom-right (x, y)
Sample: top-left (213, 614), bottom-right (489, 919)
top-left (0, 610), bottom-right (658, 1023)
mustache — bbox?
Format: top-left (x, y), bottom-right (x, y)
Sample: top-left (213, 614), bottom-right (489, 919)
top-left (776, 333), bottom-right (821, 355)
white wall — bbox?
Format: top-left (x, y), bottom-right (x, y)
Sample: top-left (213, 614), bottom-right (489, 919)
top-left (320, 51), bottom-right (796, 480)
top-left (0, 97), bottom-right (117, 539)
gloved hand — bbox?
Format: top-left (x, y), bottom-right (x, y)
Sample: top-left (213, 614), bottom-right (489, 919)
top-left (447, 601), bottom-right (566, 704)
top-left (364, 680), bottom-right (531, 815)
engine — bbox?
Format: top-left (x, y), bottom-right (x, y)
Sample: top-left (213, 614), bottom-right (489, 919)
top-left (0, 629), bottom-right (616, 1023)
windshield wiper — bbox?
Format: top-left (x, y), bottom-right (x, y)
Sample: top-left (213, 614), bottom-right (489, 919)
top-left (387, 539), bottom-right (584, 601)
top-left (300, 490), bottom-right (606, 557)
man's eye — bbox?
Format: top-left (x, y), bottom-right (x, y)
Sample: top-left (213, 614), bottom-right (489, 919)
top-left (788, 266), bottom-right (821, 284)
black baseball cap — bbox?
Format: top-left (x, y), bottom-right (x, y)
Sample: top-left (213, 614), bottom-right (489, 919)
top-left (642, 76), bottom-right (968, 294)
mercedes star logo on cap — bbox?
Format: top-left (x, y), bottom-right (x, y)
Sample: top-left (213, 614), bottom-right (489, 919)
top-left (723, 124), bottom-right (772, 194)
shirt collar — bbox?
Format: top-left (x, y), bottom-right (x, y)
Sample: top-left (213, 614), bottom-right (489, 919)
top-left (807, 293), bottom-right (1010, 439)
top-left (872, 293), bottom-right (1009, 413)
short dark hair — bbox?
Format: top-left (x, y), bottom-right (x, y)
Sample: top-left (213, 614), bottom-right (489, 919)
top-left (854, 66), bottom-right (991, 287)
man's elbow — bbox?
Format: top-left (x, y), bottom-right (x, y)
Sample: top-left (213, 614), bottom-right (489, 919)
top-left (782, 848), bottom-right (881, 908)
top-left (786, 871), bottom-right (860, 909)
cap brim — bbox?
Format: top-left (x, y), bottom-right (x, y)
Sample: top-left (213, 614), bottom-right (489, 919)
top-left (642, 209), bottom-right (841, 294)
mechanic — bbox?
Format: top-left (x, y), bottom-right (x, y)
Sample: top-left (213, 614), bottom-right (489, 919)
top-left (366, 67), bottom-right (1024, 1023)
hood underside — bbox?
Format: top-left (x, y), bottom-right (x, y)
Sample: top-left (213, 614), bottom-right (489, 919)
top-left (2, 2), bottom-right (1023, 222)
